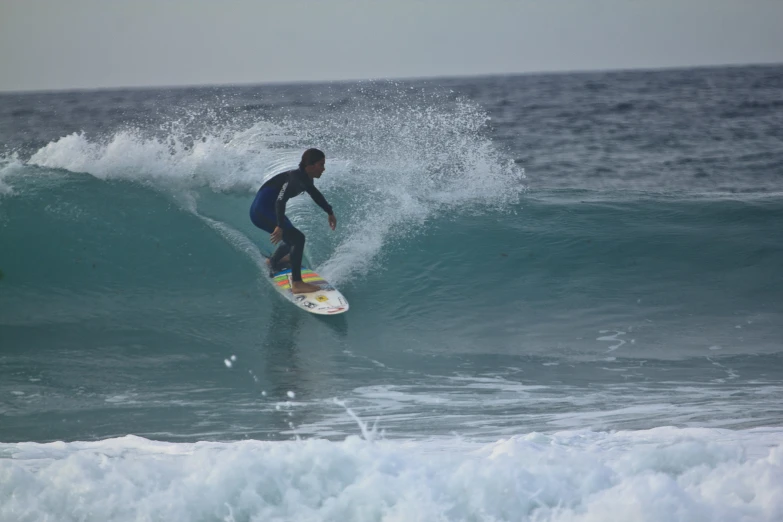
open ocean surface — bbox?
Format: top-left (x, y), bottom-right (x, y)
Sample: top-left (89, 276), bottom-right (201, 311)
top-left (1, 64), bottom-right (782, 521)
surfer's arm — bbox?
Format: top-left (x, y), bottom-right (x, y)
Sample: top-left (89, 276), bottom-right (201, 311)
top-left (305, 185), bottom-right (334, 216)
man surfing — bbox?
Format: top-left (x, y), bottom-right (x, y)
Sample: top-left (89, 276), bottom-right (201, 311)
top-left (249, 148), bottom-right (337, 294)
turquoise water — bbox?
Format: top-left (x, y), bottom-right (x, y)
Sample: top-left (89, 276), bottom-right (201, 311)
top-left (1, 66), bottom-right (782, 521)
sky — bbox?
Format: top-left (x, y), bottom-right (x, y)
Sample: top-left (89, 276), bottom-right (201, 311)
top-left (1, 0), bottom-right (782, 92)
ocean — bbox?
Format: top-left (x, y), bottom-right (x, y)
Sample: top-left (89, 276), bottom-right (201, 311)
top-left (1, 64), bottom-right (782, 521)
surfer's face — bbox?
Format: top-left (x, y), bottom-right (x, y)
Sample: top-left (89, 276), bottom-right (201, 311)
top-left (307, 159), bottom-right (326, 178)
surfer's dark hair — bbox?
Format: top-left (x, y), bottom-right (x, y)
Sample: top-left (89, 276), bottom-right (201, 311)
top-left (299, 148), bottom-right (325, 169)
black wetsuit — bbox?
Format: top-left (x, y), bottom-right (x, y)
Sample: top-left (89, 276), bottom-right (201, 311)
top-left (249, 168), bottom-right (333, 282)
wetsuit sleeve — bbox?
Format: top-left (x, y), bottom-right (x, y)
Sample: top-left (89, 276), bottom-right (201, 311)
top-left (275, 180), bottom-right (297, 227)
top-left (305, 184), bottom-right (334, 215)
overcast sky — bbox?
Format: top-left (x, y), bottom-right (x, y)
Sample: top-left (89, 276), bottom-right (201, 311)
top-left (1, 0), bottom-right (782, 92)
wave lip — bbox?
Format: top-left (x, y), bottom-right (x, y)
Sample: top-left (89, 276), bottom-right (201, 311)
top-left (26, 129), bottom-right (274, 192)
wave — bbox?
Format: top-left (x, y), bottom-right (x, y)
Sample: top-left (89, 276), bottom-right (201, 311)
top-left (2, 427), bottom-right (781, 522)
top-left (1, 84), bottom-right (780, 365)
top-left (5, 87), bottom-right (525, 284)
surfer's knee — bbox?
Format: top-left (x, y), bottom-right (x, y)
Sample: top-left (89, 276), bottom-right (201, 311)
top-left (284, 227), bottom-right (306, 247)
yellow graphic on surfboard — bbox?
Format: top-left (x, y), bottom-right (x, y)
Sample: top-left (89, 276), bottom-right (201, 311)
top-left (269, 267), bottom-right (348, 315)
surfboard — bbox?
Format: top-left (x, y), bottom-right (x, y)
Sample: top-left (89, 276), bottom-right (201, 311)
top-left (268, 265), bottom-right (349, 315)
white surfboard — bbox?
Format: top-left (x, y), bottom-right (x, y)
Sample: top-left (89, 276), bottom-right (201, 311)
top-left (268, 266), bottom-right (349, 315)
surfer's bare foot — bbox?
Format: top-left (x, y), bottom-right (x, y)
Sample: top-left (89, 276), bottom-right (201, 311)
top-left (291, 281), bottom-right (320, 294)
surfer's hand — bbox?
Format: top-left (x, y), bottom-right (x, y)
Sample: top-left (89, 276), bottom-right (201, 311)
top-left (328, 213), bottom-right (337, 231)
top-left (270, 226), bottom-right (283, 245)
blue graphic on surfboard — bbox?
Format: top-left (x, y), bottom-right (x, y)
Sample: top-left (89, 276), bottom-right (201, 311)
top-left (265, 259), bottom-right (349, 315)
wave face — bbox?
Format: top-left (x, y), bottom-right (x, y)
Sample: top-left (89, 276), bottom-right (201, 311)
top-left (1, 65), bottom-right (782, 521)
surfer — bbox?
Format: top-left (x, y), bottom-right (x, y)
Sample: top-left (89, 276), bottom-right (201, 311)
top-left (250, 148), bottom-right (337, 294)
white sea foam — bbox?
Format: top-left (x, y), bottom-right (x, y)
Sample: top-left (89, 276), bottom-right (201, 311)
top-left (26, 128), bottom-right (279, 192)
top-left (1, 428), bottom-right (781, 522)
top-left (289, 378), bottom-right (783, 440)
top-left (0, 152), bottom-right (24, 195)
